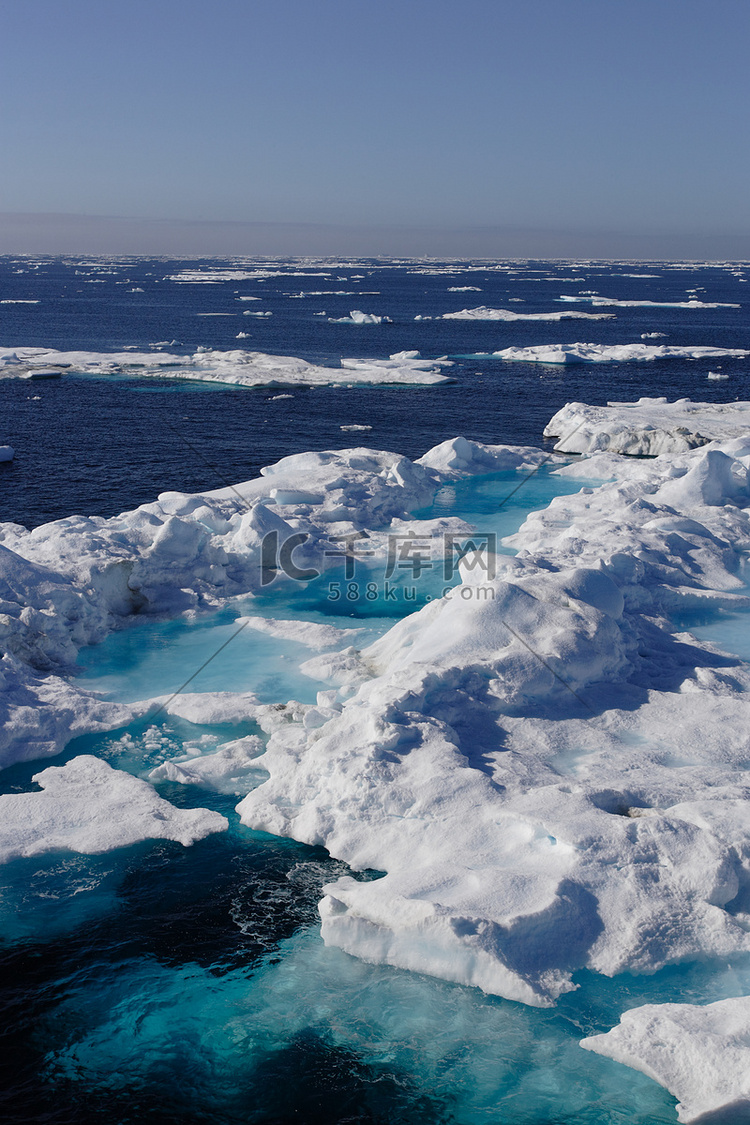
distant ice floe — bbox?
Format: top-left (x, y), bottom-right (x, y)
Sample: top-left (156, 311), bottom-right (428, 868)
top-left (582, 998), bottom-right (750, 1123)
top-left (447, 286), bottom-right (482, 292)
top-left (340, 423), bottom-right (372, 431)
top-left (491, 343), bottom-right (749, 365)
top-left (439, 306), bottom-right (614, 322)
top-left (0, 299), bottom-right (40, 304)
top-left (0, 346), bottom-right (451, 387)
top-left (328, 310), bottom-right (391, 325)
top-left (558, 294), bottom-right (740, 309)
top-left (166, 269), bottom-right (330, 283)
top-left (242, 310), bottom-right (273, 317)
top-left (288, 290), bottom-right (380, 297)
top-left (545, 397), bottom-right (750, 454)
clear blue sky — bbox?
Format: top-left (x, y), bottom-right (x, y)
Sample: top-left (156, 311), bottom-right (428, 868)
top-left (1, 0), bottom-right (748, 256)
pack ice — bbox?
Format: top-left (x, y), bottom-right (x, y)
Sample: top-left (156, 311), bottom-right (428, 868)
top-left (4, 402), bottom-right (750, 1116)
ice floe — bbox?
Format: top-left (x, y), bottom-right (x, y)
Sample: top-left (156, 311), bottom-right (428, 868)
top-left (440, 306), bottom-right (614, 321)
top-left (490, 343), bottom-right (749, 365)
top-left (558, 295), bottom-right (741, 309)
top-left (149, 735), bottom-right (267, 796)
top-left (328, 310), bottom-right (390, 324)
top-left (545, 397), bottom-right (750, 455)
top-left (0, 346), bottom-right (451, 387)
top-left (0, 755), bottom-right (227, 861)
top-left (581, 997), bottom-right (750, 1123)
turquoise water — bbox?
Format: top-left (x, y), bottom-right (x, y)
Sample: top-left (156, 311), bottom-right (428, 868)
top-left (6, 466), bottom-right (741, 1125)
top-left (76, 465), bottom-right (605, 709)
top-left (675, 563), bottom-right (750, 664)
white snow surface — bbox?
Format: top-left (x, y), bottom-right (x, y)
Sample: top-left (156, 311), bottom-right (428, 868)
top-left (0, 346), bottom-right (450, 387)
top-left (581, 997), bottom-right (750, 1122)
top-left (0, 755), bottom-right (227, 861)
top-left (490, 343), bottom-right (749, 365)
top-left (546, 397), bottom-right (750, 455)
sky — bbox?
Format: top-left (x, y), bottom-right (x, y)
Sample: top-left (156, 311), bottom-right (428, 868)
top-left (1, 0), bottom-right (749, 257)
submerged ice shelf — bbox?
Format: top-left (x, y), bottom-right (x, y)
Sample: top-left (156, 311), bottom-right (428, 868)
top-left (5, 406), bottom-right (750, 1120)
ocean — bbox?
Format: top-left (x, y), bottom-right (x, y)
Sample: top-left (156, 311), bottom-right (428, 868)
top-left (1, 255), bottom-right (749, 1124)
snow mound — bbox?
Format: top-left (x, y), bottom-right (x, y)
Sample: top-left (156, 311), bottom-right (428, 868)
top-left (581, 997), bottom-right (750, 1123)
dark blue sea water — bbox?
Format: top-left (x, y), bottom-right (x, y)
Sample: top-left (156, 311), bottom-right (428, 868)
top-left (1, 256), bottom-right (748, 528)
top-left (1, 256), bottom-right (749, 1124)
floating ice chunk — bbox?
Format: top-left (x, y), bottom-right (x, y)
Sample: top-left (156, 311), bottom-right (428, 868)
top-left (707, 370), bottom-right (729, 380)
top-left (641, 332), bottom-right (667, 339)
top-left (0, 655), bottom-right (135, 769)
top-left (0, 445), bottom-right (13, 462)
top-left (0, 755), bottom-right (227, 862)
top-left (242, 310), bottom-right (272, 317)
top-left (328, 310), bottom-right (390, 324)
top-left (340, 424), bottom-right (372, 432)
top-left (166, 269), bottom-right (330, 282)
top-left (149, 735), bottom-right (266, 795)
top-left (581, 997), bottom-right (750, 1123)
top-left (0, 345), bottom-right (450, 387)
top-left (234, 615), bottom-right (365, 650)
top-left (492, 343), bottom-right (749, 365)
top-left (545, 399), bottom-right (750, 455)
top-left (441, 306), bottom-right (613, 321)
top-left (558, 294), bottom-right (740, 308)
top-left (447, 286), bottom-right (482, 291)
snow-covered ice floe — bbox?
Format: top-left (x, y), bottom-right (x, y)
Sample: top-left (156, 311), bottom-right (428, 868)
top-left (0, 756), bottom-right (227, 861)
top-left (558, 294), bottom-right (741, 309)
top-left (438, 306), bottom-right (614, 321)
top-left (581, 997), bottom-right (750, 1123)
top-left (0, 346), bottom-right (450, 387)
top-left (546, 397), bottom-right (750, 455)
top-left (7, 404), bottom-right (750, 1110)
top-left (488, 342), bottom-right (749, 365)
top-left (328, 310), bottom-right (391, 324)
